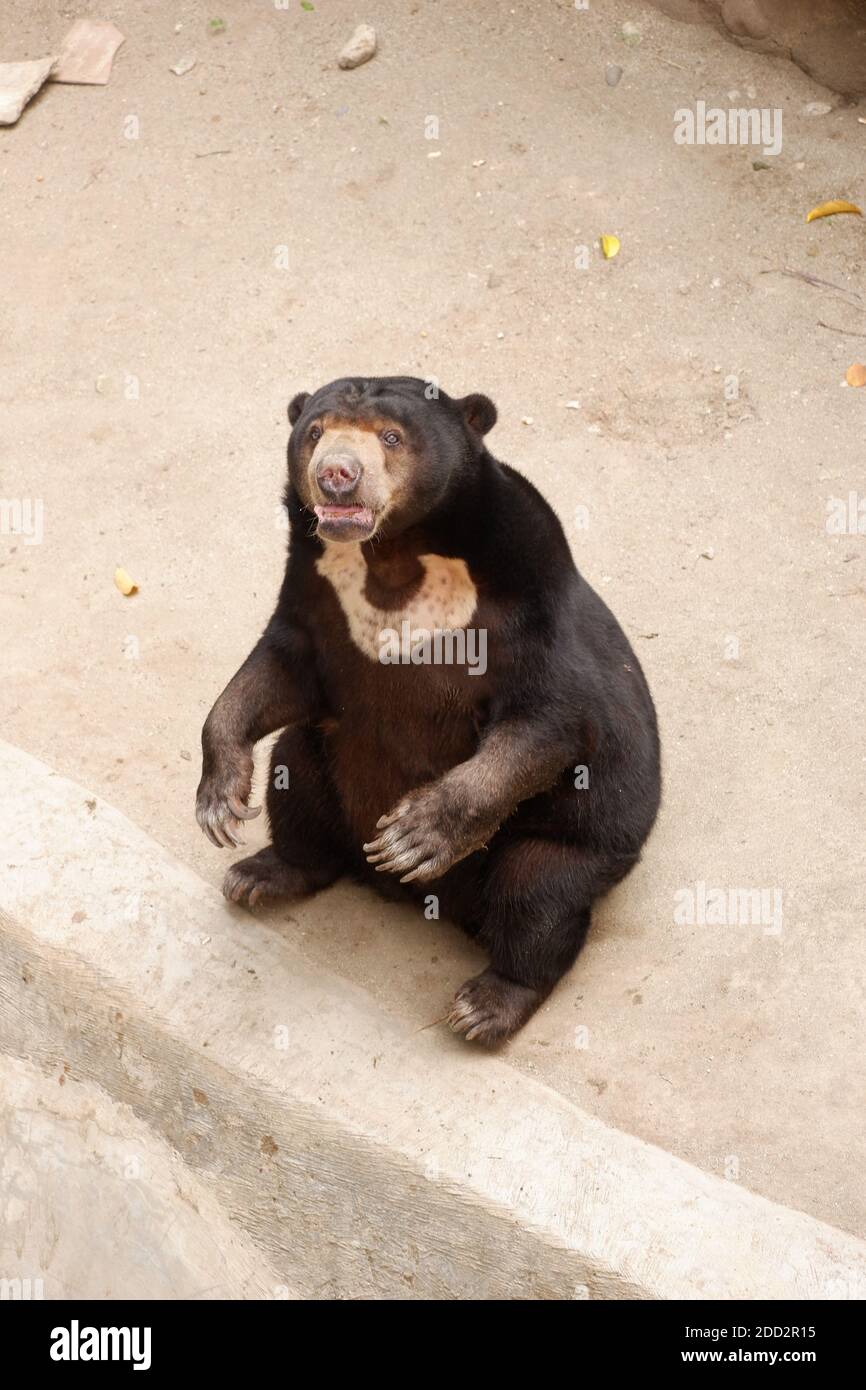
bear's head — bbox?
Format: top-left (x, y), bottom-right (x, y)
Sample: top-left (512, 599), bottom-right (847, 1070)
top-left (287, 376), bottom-right (496, 543)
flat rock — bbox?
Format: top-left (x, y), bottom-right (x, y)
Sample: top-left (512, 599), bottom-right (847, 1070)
top-left (0, 58), bottom-right (54, 125)
top-left (52, 19), bottom-right (125, 86)
top-left (338, 24), bottom-right (377, 71)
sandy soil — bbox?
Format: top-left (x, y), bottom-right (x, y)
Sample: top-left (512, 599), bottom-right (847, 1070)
top-left (2, 1), bottom-right (865, 1239)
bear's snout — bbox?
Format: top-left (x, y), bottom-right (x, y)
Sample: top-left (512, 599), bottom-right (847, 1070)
top-left (316, 449), bottom-right (363, 500)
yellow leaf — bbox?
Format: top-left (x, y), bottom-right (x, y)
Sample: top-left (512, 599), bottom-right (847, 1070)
top-left (805, 200), bottom-right (862, 223)
top-left (846, 362), bottom-right (866, 388)
top-left (600, 234), bottom-right (620, 259)
top-left (114, 567), bottom-right (138, 596)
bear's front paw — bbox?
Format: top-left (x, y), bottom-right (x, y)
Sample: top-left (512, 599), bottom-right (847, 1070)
top-left (196, 762), bottom-right (261, 849)
top-left (363, 785), bottom-right (490, 883)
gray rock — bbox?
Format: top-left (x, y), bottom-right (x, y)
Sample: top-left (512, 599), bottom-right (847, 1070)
top-left (720, 0), bottom-right (770, 40)
top-left (606, 64), bottom-right (623, 87)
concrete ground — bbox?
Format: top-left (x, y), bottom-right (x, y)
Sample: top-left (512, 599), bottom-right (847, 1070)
top-left (2, 0), bottom-right (864, 1244)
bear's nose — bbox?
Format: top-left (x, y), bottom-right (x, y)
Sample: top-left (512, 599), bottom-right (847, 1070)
top-left (315, 450), bottom-right (363, 499)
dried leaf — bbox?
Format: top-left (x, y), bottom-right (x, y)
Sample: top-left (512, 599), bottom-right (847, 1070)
top-left (805, 200), bottom-right (862, 224)
top-left (114, 567), bottom-right (138, 596)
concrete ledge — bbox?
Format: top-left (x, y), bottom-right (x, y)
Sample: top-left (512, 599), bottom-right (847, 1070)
top-left (1, 740), bottom-right (864, 1300)
top-left (0, 1054), bottom-right (292, 1300)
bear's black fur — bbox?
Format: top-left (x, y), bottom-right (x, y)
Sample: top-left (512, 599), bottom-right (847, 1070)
top-left (197, 376), bottom-right (660, 1043)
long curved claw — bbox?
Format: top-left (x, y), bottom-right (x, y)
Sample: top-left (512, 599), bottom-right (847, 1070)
top-left (196, 783), bottom-right (258, 849)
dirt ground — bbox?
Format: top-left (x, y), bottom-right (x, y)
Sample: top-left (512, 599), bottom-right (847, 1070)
top-left (2, 1), bottom-right (865, 1241)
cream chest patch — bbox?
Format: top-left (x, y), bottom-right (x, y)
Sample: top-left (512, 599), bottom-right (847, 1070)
top-left (316, 543), bottom-right (478, 665)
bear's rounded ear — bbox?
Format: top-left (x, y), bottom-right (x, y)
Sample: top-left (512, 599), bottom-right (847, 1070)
top-left (457, 392), bottom-right (497, 438)
top-left (288, 391), bottom-right (311, 426)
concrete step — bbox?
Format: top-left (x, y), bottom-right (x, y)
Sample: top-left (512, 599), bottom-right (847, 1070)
top-left (1, 740), bottom-right (864, 1300)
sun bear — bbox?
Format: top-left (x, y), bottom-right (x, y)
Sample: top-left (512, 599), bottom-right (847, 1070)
top-left (196, 376), bottom-right (661, 1044)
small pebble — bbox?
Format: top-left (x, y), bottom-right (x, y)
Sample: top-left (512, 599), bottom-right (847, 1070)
top-left (605, 64), bottom-right (623, 88)
top-left (338, 23), bottom-right (377, 70)
top-left (803, 101), bottom-right (832, 117)
top-left (170, 56), bottom-right (196, 77)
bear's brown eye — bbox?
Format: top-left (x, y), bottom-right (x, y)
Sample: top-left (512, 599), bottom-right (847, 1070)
top-left (382, 429), bottom-right (401, 447)
top-left (309, 424), bottom-right (323, 443)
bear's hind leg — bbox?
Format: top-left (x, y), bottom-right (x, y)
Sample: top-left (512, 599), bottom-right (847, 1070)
top-left (448, 838), bottom-right (637, 1045)
top-left (223, 846), bottom-right (338, 908)
top-left (222, 724), bottom-right (353, 909)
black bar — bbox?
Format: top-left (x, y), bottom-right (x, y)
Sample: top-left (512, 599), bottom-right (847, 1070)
top-left (3, 1298), bottom-right (860, 1373)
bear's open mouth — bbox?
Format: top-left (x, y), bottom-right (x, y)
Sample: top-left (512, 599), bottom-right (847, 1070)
top-left (313, 503), bottom-right (376, 540)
